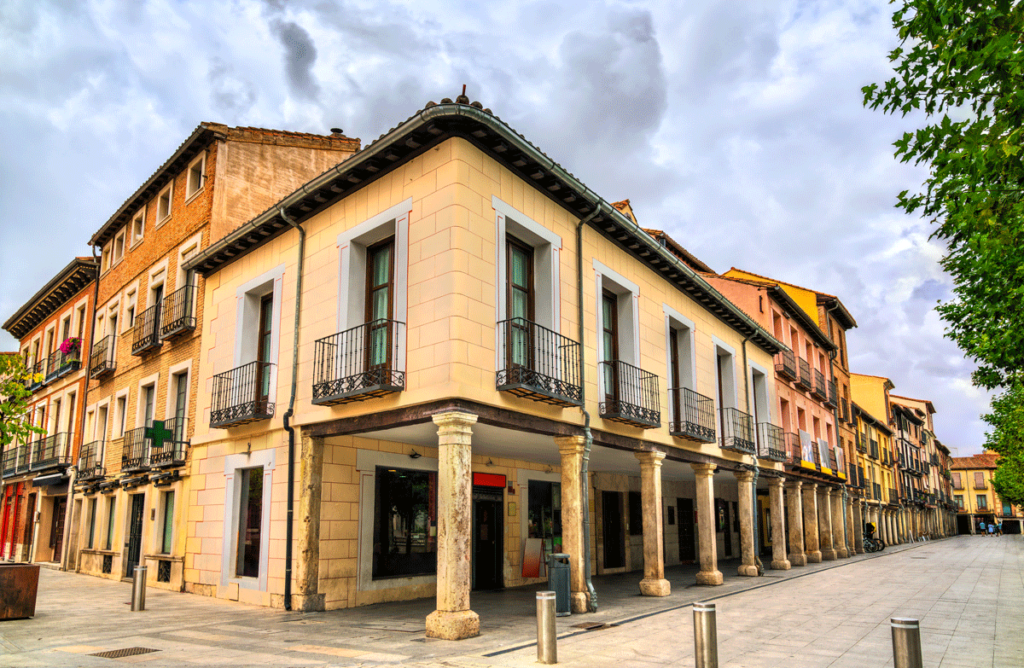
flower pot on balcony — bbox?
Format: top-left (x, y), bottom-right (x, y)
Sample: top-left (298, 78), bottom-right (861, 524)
top-left (0, 562), bottom-right (40, 620)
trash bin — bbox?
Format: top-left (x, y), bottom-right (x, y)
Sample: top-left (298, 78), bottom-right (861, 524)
top-left (548, 553), bottom-right (571, 617)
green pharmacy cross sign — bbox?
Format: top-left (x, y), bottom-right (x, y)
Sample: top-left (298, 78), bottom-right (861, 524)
top-left (145, 420), bottom-right (174, 452)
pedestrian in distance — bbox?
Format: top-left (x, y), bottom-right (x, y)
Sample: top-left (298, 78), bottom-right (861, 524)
top-left (978, 520), bottom-right (986, 535)
top-left (996, 521), bottom-right (1003, 536)
top-left (988, 522), bottom-right (996, 536)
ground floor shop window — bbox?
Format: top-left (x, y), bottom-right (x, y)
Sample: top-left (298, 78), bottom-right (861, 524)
top-left (106, 498), bottom-right (116, 550)
top-left (372, 466), bottom-right (437, 579)
top-left (161, 491), bottom-right (175, 554)
top-left (87, 498), bottom-right (97, 549)
top-left (236, 468), bottom-right (263, 578)
top-left (527, 480), bottom-right (562, 553)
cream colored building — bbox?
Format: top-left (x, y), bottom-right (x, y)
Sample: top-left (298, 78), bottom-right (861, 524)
top-left (179, 97), bottom-right (805, 637)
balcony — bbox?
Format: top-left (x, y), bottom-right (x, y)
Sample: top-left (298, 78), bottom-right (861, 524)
top-left (495, 319), bottom-right (581, 408)
top-left (668, 387), bottom-right (716, 443)
top-left (150, 417), bottom-right (190, 468)
top-left (795, 358), bottom-right (812, 391)
top-left (869, 439), bottom-right (879, 459)
top-left (598, 360), bottom-right (660, 429)
top-left (90, 335), bottom-right (116, 379)
top-left (28, 359), bottom-right (45, 391)
top-left (784, 432), bottom-right (802, 465)
top-left (211, 361), bottom-right (276, 429)
top-left (45, 347), bottom-right (82, 383)
top-left (161, 285), bottom-right (197, 340)
top-left (756, 423), bottom-right (786, 462)
top-left (1, 444), bottom-right (26, 478)
top-left (825, 379), bottom-right (838, 408)
top-left (122, 427), bottom-right (152, 472)
top-left (131, 304), bottom-right (163, 355)
top-left (774, 350), bottom-right (797, 382)
top-left (312, 320), bottom-right (406, 406)
top-left (811, 370), bottom-right (828, 401)
top-left (77, 440), bottom-right (106, 481)
top-left (720, 407), bottom-right (755, 455)
top-left (29, 433), bottom-right (71, 472)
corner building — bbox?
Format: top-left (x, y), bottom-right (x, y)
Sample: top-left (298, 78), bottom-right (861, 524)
top-left (183, 98), bottom-right (792, 636)
top-left (74, 123), bottom-right (359, 591)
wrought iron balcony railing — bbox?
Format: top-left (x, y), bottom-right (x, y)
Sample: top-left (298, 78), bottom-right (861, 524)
top-left (161, 285), bottom-right (197, 340)
top-left (211, 361), bottom-right (276, 428)
top-left (30, 432), bottom-right (71, 471)
top-left (774, 350), bottom-right (797, 382)
top-left (122, 427), bottom-right (152, 472)
top-left (825, 379), bottom-right (838, 408)
top-left (598, 360), bottom-right (660, 428)
top-left (784, 431), bottom-right (802, 465)
top-left (1, 444), bottom-right (24, 478)
top-left (756, 423), bottom-right (786, 462)
top-left (77, 440), bottom-right (106, 481)
top-left (495, 318), bottom-right (581, 408)
top-left (45, 348), bottom-right (81, 383)
top-left (150, 417), bottom-right (190, 468)
top-left (90, 335), bottom-right (116, 379)
top-left (131, 304), bottom-right (163, 355)
top-left (812, 369), bottom-right (828, 400)
top-left (795, 358), bottom-right (812, 391)
top-left (312, 319), bottom-right (405, 406)
top-left (29, 359), bottom-right (45, 391)
top-left (668, 387), bottom-right (716, 443)
top-left (720, 407), bottom-right (755, 455)
top-left (869, 439), bottom-right (879, 459)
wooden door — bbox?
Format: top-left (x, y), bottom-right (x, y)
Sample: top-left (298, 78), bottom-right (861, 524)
top-left (50, 497), bottom-right (67, 563)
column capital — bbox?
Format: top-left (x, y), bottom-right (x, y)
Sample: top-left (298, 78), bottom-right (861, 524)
top-left (555, 435), bottom-right (586, 456)
top-left (768, 476), bottom-right (785, 489)
top-left (690, 462), bottom-right (717, 477)
top-left (784, 478), bottom-right (803, 492)
top-left (804, 482), bottom-right (819, 491)
top-left (432, 411), bottom-right (478, 432)
top-left (635, 450), bottom-right (667, 468)
top-left (733, 470), bottom-right (755, 483)
top-left (822, 487), bottom-right (833, 499)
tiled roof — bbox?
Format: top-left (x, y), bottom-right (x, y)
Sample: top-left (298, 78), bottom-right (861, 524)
top-left (727, 266), bottom-right (858, 329)
top-left (951, 453), bottom-right (999, 470)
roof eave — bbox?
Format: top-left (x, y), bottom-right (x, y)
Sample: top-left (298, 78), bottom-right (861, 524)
top-left (2, 258), bottom-right (98, 339)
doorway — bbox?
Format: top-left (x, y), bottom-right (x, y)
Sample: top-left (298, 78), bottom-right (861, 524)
top-left (716, 498), bottom-right (732, 557)
top-left (125, 494), bottom-right (145, 578)
top-left (602, 491), bottom-right (625, 569)
top-left (677, 497), bottom-right (695, 561)
top-left (49, 497), bottom-right (67, 563)
top-left (472, 486), bottom-right (503, 590)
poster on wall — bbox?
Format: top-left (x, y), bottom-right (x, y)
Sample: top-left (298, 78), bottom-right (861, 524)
top-left (799, 430), bottom-right (814, 463)
top-left (834, 445), bottom-right (846, 472)
top-left (817, 439), bottom-right (831, 469)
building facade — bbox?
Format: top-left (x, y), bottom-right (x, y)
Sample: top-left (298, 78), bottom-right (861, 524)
top-left (952, 452), bottom-right (1022, 534)
top-left (1, 258), bottom-right (97, 565)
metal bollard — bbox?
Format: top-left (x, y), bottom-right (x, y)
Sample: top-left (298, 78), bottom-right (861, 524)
top-left (536, 591), bottom-right (557, 664)
top-left (693, 602), bottom-right (718, 668)
top-left (131, 566), bottom-right (147, 612)
top-left (891, 618), bottom-right (923, 668)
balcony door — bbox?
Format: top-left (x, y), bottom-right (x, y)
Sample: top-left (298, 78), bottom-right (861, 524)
top-left (255, 294), bottom-right (274, 409)
top-left (601, 290), bottom-right (619, 405)
top-left (172, 373), bottom-right (188, 443)
top-left (670, 328), bottom-right (682, 422)
top-left (506, 236), bottom-right (534, 374)
top-left (152, 284), bottom-right (164, 330)
top-left (365, 238), bottom-right (395, 379)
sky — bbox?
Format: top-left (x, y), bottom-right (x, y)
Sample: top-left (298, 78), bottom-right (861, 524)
top-left (0, 0), bottom-right (991, 455)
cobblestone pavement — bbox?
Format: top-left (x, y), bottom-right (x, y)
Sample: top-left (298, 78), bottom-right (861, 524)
top-left (1, 536), bottom-right (1017, 667)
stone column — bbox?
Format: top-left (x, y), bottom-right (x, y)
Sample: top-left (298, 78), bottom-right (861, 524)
top-left (293, 432), bottom-right (326, 612)
top-left (734, 470), bottom-right (758, 577)
top-left (691, 463), bottom-right (723, 585)
top-left (785, 480), bottom-right (806, 567)
top-left (845, 492), bottom-right (857, 555)
top-left (802, 483), bottom-right (822, 563)
top-left (426, 411), bottom-right (479, 640)
top-left (832, 491), bottom-right (848, 558)
top-left (636, 451), bottom-right (670, 595)
top-left (818, 487), bottom-right (836, 561)
top-left (768, 478), bottom-right (790, 570)
top-left (556, 435), bottom-right (589, 612)
top-left (852, 500), bottom-right (864, 554)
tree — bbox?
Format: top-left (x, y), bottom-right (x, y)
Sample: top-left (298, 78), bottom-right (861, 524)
top-left (0, 354), bottom-right (45, 470)
top-left (863, 0), bottom-right (1024, 499)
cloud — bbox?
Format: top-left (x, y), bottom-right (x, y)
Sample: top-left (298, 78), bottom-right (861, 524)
top-left (270, 20), bottom-right (320, 100)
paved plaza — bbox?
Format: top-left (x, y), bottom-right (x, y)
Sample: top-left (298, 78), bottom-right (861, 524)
top-left (0, 535), bottom-right (1019, 667)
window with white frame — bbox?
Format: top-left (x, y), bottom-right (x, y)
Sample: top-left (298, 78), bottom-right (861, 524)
top-left (130, 207), bottom-right (145, 247)
top-left (156, 182), bottom-right (173, 224)
top-left (186, 153), bottom-right (206, 199)
top-left (221, 449), bottom-right (274, 591)
top-left (112, 230), bottom-right (126, 266)
top-left (493, 198), bottom-right (562, 332)
top-left (125, 290), bottom-right (137, 331)
top-left (593, 260), bottom-right (639, 403)
top-left (114, 393), bottom-right (128, 439)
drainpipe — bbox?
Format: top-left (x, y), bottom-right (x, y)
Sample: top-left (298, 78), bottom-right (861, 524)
top-left (575, 206), bottom-right (601, 612)
top-left (740, 337), bottom-right (763, 576)
top-left (60, 246), bottom-right (101, 572)
top-left (279, 208), bottom-right (306, 612)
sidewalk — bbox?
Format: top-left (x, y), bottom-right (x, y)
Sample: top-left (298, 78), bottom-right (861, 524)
top-left (0, 537), bottom-right (972, 667)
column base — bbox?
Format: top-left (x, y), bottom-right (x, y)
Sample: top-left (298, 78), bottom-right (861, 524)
top-left (789, 553), bottom-right (807, 567)
top-left (836, 547), bottom-right (849, 558)
top-left (805, 551), bottom-right (822, 563)
top-left (770, 559), bottom-right (791, 570)
top-left (696, 569), bottom-right (724, 586)
top-left (289, 593), bottom-right (326, 612)
top-left (570, 592), bottom-right (589, 613)
top-left (426, 609), bottom-right (480, 640)
top-left (737, 564), bottom-right (759, 577)
top-left (639, 578), bottom-right (671, 596)
top-left (820, 548), bottom-right (837, 561)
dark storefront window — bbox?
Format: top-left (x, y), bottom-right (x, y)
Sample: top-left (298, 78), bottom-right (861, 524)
top-left (373, 467), bottom-right (437, 579)
top-left (527, 480), bottom-right (562, 553)
top-left (236, 467), bottom-right (263, 578)
top-left (628, 491), bottom-right (643, 535)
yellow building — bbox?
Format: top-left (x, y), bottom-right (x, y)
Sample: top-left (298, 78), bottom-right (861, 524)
top-left (174, 97), bottom-right (818, 635)
top-left (951, 452), bottom-right (1023, 534)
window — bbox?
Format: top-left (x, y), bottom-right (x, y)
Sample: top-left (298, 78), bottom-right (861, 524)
top-left (112, 230), bottom-right (126, 266)
top-left (186, 153), bottom-right (206, 199)
top-left (87, 498), bottom-right (97, 549)
top-left (601, 290), bottom-right (619, 404)
top-left (60, 316), bottom-right (71, 343)
top-left (952, 472), bottom-right (962, 489)
top-left (114, 394), bottom-right (128, 438)
top-left (236, 467), bottom-right (264, 578)
top-left (628, 491), bottom-right (642, 536)
top-left (157, 183), bottom-right (172, 223)
top-left (977, 495), bottom-right (988, 510)
top-left (130, 208), bottom-right (145, 246)
top-left (76, 305), bottom-right (86, 340)
top-left (125, 291), bottom-right (137, 331)
top-left (106, 497), bottom-right (116, 550)
top-left (494, 197), bottom-right (561, 333)
top-left (161, 491), bottom-right (175, 554)
top-left (527, 480), bottom-right (561, 553)
top-left (1002, 499), bottom-right (1011, 516)
top-left (974, 471), bottom-right (987, 490)
top-left (96, 405), bottom-right (108, 441)
top-left (372, 466), bottom-right (437, 579)
top-left (171, 371), bottom-right (188, 440)
top-left (141, 384), bottom-right (155, 427)
top-left (365, 238), bottom-right (395, 371)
